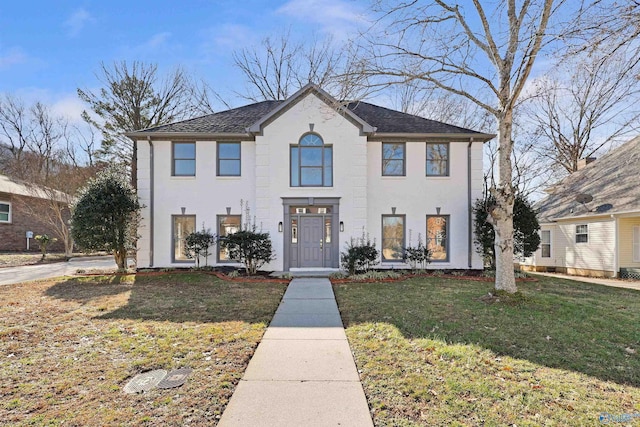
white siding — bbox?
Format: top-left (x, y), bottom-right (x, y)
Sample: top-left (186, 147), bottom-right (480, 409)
top-left (556, 218), bottom-right (615, 272)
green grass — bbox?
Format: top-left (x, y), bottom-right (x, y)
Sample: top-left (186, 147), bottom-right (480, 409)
top-left (334, 276), bottom-right (640, 426)
top-left (0, 273), bottom-right (287, 426)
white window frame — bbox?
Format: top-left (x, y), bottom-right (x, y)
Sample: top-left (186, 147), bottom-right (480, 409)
top-left (575, 224), bottom-right (588, 244)
top-left (633, 225), bottom-right (640, 263)
top-left (541, 230), bottom-right (551, 258)
top-left (0, 201), bottom-right (11, 223)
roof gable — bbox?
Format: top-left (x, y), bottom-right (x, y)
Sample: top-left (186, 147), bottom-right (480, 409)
top-left (536, 136), bottom-right (640, 221)
top-left (247, 84), bottom-right (376, 135)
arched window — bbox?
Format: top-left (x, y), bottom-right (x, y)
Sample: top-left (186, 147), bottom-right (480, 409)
top-left (290, 133), bottom-right (333, 187)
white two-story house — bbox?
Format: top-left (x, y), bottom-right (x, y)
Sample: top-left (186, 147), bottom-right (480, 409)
top-left (127, 84), bottom-right (493, 272)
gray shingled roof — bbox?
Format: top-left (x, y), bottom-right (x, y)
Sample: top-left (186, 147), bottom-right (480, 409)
top-left (345, 101), bottom-right (485, 134)
top-left (136, 99), bottom-right (486, 136)
top-left (138, 101), bottom-right (281, 134)
top-left (536, 136), bottom-right (640, 222)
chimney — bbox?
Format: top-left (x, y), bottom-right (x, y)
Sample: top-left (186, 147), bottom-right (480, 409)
top-left (577, 157), bottom-right (596, 170)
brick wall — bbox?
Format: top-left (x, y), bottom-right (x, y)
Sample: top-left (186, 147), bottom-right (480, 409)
top-left (0, 192), bottom-right (69, 252)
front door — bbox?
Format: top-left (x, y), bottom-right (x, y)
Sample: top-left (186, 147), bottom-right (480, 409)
top-left (299, 216), bottom-right (325, 267)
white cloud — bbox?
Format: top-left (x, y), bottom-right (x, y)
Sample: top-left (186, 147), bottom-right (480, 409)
top-left (207, 24), bottom-right (255, 50)
top-left (64, 8), bottom-right (94, 37)
top-left (143, 32), bottom-right (172, 49)
top-left (0, 47), bottom-right (27, 69)
top-left (52, 95), bottom-right (86, 124)
top-left (277, 0), bottom-right (367, 39)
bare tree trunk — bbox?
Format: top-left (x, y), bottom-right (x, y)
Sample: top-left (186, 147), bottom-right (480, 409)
top-left (489, 110), bottom-right (517, 292)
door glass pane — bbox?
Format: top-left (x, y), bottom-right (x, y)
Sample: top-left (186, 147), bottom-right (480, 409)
top-left (291, 218), bottom-right (298, 243)
top-left (325, 218), bottom-right (331, 243)
top-left (174, 216), bottom-right (196, 261)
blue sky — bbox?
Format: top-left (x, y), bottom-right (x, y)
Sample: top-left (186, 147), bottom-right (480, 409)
top-left (0, 0), bottom-right (368, 121)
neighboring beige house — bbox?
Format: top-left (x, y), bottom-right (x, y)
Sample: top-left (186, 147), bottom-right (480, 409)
top-left (0, 174), bottom-right (69, 252)
top-left (127, 84), bottom-right (494, 271)
top-left (521, 136), bottom-right (640, 278)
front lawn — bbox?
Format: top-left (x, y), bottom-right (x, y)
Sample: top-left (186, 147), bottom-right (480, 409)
top-left (334, 276), bottom-right (640, 426)
top-left (0, 273), bottom-right (287, 426)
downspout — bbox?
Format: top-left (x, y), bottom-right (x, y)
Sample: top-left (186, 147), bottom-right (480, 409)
top-left (467, 139), bottom-right (473, 269)
top-left (148, 137), bottom-right (154, 267)
top-left (612, 214), bottom-right (618, 277)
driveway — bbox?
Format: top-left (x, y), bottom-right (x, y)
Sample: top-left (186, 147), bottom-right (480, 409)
top-left (0, 256), bottom-right (118, 286)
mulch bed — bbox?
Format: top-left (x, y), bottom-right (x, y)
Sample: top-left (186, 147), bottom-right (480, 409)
top-left (76, 268), bottom-right (291, 284)
top-left (330, 274), bottom-right (538, 284)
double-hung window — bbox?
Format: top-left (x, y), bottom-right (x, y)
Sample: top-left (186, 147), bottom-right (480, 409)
top-left (217, 142), bottom-right (241, 176)
top-left (291, 133), bottom-right (332, 187)
top-left (427, 215), bottom-right (449, 261)
top-left (381, 215), bottom-right (405, 261)
top-left (173, 142), bottom-right (196, 176)
top-left (426, 143), bottom-right (449, 176)
top-left (576, 224), bottom-right (588, 243)
top-left (172, 215), bottom-right (196, 262)
top-left (382, 142), bottom-right (405, 176)
top-left (541, 230), bottom-right (551, 258)
top-left (217, 215), bottom-right (242, 262)
top-left (0, 202), bottom-right (10, 223)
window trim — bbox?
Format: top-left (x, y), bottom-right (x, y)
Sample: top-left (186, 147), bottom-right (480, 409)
top-left (426, 214), bottom-right (450, 262)
top-left (381, 214), bottom-right (406, 262)
top-left (290, 132), bottom-right (333, 187)
top-left (171, 214), bottom-right (196, 263)
top-left (217, 141), bottom-right (241, 176)
top-left (541, 229), bottom-right (551, 258)
top-left (575, 224), bottom-right (588, 244)
top-left (382, 142), bottom-right (406, 176)
top-left (217, 214), bottom-right (242, 263)
top-left (426, 142), bottom-right (450, 177)
top-left (633, 225), bottom-right (640, 263)
top-left (0, 201), bottom-right (11, 223)
top-left (172, 141), bottom-right (196, 177)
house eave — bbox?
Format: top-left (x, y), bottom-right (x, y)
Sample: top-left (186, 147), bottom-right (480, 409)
top-left (125, 132), bottom-right (253, 141)
top-left (367, 132), bottom-right (495, 142)
top-left (548, 209), bottom-right (640, 222)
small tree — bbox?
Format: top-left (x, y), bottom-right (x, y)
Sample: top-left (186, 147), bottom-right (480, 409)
top-left (220, 228), bottom-right (274, 275)
top-left (71, 167), bottom-right (140, 270)
top-left (340, 232), bottom-right (379, 275)
top-left (184, 227), bottom-right (215, 268)
top-left (475, 194), bottom-right (541, 268)
top-left (34, 234), bottom-right (57, 260)
top-left (403, 233), bottom-right (431, 270)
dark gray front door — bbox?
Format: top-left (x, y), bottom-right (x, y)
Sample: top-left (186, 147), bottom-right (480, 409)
top-left (299, 216), bottom-right (324, 267)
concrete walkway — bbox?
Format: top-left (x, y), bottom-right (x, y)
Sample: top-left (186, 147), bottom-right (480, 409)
top-left (530, 271), bottom-right (640, 291)
top-left (218, 278), bottom-right (373, 427)
top-left (0, 256), bottom-right (119, 286)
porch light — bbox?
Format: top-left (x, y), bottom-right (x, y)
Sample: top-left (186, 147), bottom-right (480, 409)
top-left (339, 221), bottom-right (344, 232)
top-left (278, 221), bottom-right (283, 232)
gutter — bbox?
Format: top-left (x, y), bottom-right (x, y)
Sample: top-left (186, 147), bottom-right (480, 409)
top-left (148, 137), bottom-right (154, 267)
top-left (468, 139), bottom-right (473, 269)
